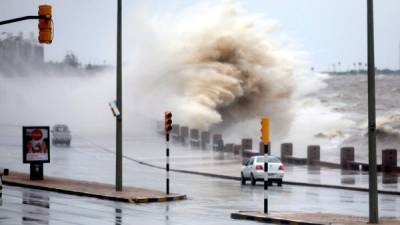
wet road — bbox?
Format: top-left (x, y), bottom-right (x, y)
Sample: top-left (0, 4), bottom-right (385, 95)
top-left (0, 127), bottom-right (399, 224)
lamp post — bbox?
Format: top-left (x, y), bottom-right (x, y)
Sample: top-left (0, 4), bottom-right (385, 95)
top-left (115, 0), bottom-right (123, 192)
top-left (367, 0), bottom-right (378, 223)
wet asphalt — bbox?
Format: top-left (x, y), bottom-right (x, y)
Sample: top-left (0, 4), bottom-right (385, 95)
top-left (0, 129), bottom-right (399, 224)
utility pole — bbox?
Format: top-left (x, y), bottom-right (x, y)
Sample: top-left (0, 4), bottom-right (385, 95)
top-left (367, 0), bottom-right (378, 223)
top-left (115, 0), bottom-right (123, 192)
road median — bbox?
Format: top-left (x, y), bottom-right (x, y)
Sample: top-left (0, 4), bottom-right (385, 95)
top-left (231, 211), bottom-right (400, 225)
top-left (1, 171), bottom-right (186, 204)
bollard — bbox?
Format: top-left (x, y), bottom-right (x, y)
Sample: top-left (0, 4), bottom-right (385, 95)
top-left (280, 143), bottom-right (293, 162)
top-left (307, 145), bottom-right (320, 165)
top-left (180, 126), bottom-right (189, 146)
top-left (200, 131), bottom-right (210, 150)
top-left (212, 134), bottom-right (222, 151)
top-left (234, 145), bottom-right (242, 155)
top-left (215, 139), bottom-right (224, 160)
top-left (224, 143), bottom-right (234, 153)
top-left (171, 124), bottom-right (180, 143)
top-left (217, 139), bottom-right (224, 152)
top-left (382, 149), bottom-right (397, 173)
top-left (242, 138), bottom-right (253, 151)
top-left (190, 129), bottom-right (200, 148)
top-left (340, 147), bottom-right (355, 170)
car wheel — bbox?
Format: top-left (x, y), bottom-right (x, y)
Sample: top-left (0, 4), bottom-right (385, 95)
top-left (278, 179), bottom-right (283, 187)
top-left (241, 173), bottom-right (246, 185)
top-left (251, 174), bottom-right (256, 186)
top-left (268, 180), bottom-right (273, 186)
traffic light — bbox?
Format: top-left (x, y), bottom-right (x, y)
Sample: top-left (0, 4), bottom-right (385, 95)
top-left (260, 117), bottom-right (269, 144)
top-left (38, 5), bottom-right (52, 44)
top-left (164, 112), bottom-right (172, 133)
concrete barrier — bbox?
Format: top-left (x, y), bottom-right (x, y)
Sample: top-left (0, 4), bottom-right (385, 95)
top-left (307, 145), bottom-right (320, 165)
top-left (280, 143), bottom-right (293, 163)
top-left (190, 129), bottom-right (200, 148)
top-left (340, 147), bottom-right (355, 170)
top-left (224, 143), bottom-right (234, 153)
top-left (241, 139), bottom-right (252, 150)
top-left (214, 139), bottom-right (224, 160)
top-left (200, 131), bottom-right (210, 150)
top-left (171, 124), bottom-right (180, 143)
top-left (241, 139), bottom-right (252, 158)
top-left (180, 126), bottom-right (189, 145)
top-left (382, 149), bottom-right (397, 173)
top-left (233, 145), bottom-right (242, 156)
top-left (212, 134), bottom-right (222, 151)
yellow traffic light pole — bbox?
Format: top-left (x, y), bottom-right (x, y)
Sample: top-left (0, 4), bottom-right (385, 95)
top-left (0, 5), bottom-right (53, 44)
top-left (261, 117), bottom-right (270, 214)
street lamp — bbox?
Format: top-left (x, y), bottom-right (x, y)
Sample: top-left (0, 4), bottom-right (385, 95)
top-left (115, 0), bottom-right (123, 192)
top-left (367, 0), bottom-right (378, 223)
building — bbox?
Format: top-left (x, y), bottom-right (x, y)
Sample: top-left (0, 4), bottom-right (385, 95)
top-left (0, 32), bottom-right (44, 70)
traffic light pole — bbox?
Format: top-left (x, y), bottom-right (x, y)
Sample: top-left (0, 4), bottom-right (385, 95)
top-left (367, 0), bottom-right (378, 223)
top-left (264, 143), bottom-right (269, 214)
top-left (260, 117), bottom-right (270, 214)
top-left (115, 0), bottom-right (123, 192)
top-left (166, 133), bottom-right (170, 195)
top-left (0, 16), bottom-right (47, 26)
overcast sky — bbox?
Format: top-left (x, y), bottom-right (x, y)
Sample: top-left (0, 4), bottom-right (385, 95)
top-left (1, 0), bottom-right (399, 71)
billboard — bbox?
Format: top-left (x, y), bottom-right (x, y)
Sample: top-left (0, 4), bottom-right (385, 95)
top-left (23, 126), bottom-right (50, 163)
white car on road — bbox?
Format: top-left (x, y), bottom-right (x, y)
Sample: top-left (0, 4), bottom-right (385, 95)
top-left (241, 155), bottom-right (284, 186)
top-left (51, 124), bottom-right (72, 147)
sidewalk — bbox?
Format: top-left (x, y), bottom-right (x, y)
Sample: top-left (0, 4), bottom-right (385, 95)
top-left (1, 171), bottom-right (186, 203)
top-left (231, 211), bottom-right (400, 225)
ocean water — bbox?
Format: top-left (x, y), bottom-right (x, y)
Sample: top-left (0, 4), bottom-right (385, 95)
top-left (313, 74), bottom-right (400, 163)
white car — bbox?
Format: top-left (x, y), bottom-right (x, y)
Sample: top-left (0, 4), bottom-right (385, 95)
top-left (51, 124), bottom-right (72, 146)
top-left (241, 155), bottom-right (285, 186)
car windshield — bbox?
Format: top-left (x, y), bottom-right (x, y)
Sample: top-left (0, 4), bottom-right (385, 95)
top-left (55, 126), bottom-right (67, 132)
top-left (256, 156), bottom-right (281, 163)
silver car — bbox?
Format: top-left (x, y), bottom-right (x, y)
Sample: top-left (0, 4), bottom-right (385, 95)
top-left (51, 124), bottom-right (72, 146)
top-left (241, 155), bottom-right (285, 186)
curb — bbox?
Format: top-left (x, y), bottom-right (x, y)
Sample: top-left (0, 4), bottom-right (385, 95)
top-left (2, 176), bottom-right (186, 204)
top-left (231, 212), bottom-right (326, 225)
top-left (131, 195), bottom-right (187, 203)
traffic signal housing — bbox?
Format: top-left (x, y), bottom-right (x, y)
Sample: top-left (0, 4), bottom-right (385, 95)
top-left (38, 5), bottom-right (52, 44)
top-left (164, 112), bottom-right (172, 133)
top-left (260, 117), bottom-right (269, 144)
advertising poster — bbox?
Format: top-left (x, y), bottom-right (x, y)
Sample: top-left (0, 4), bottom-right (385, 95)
top-left (23, 126), bottom-right (50, 163)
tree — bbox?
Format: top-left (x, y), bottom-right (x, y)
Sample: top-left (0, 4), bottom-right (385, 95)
top-left (63, 52), bottom-right (80, 68)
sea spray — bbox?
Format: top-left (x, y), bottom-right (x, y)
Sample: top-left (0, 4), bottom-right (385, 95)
top-left (134, 1), bottom-right (297, 132)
